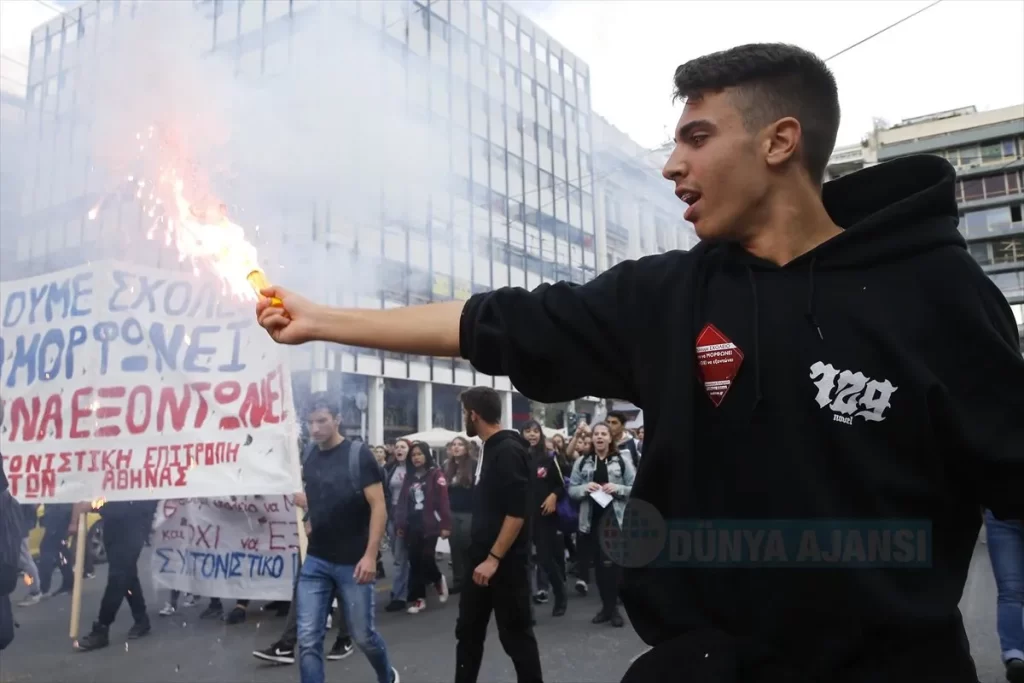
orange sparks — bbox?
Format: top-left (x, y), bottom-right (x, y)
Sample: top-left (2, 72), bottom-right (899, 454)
top-left (87, 126), bottom-right (269, 303)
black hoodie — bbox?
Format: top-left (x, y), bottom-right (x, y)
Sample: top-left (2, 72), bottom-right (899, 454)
top-left (471, 430), bottom-right (532, 561)
top-left (459, 155), bottom-right (1024, 682)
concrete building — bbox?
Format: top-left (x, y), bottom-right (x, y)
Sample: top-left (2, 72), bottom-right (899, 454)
top-left (592, 114), bottom-right (697, 270)
top-left (826, 104), bottom-right (1024, 348)
top-left (6, 0), bottom-right (684, 443)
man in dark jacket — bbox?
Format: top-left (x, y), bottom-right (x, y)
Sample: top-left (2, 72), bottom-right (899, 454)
top-left (75, 500), bottom-right (157, 651)
top-left (450, 387), bottom-right (541, 683)
top-left (256, 43), bottom-right (1023, 683)
top-left (0, 456), bottom-right (22, 651)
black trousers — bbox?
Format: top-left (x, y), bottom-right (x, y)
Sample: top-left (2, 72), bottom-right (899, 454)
top-left (407, 530), bottom-right (441, 602)
top-left (37, 525), bottom-right (74, 595)
top-left (455, 552), bottom-right (543, 683)
top-left (580, 530), bottom-right (621, 617)
top-left (97, 517), bottom-right (148, 627)
top-left (532, 516), bottom-right (566, 604)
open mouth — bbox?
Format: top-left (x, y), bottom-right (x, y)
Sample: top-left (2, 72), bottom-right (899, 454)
top-left (680, 191), bottom-right (702, 221)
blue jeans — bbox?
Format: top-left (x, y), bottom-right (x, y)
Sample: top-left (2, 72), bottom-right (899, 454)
top-left (985, 511), bottom-right (1024, 662)
top-left (296, 555), bottom-right (393, 683)
top-left (388, 519), bottom-right (409, 602)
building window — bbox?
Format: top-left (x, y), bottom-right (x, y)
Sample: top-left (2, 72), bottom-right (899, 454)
top-left (486, 7), bottom-right (500, 29)
top-left (536, 43), bottom-right (547, 64)
top-left (548, 52), bottom-right (560, 74)
top-left (519, 29), bottom-right (532, 55)
top-left (534, 82), bottom-right (549, 105)
top-left (984, 175), bottom-right (1007, 198)
top-left (564, 63), bottom-right (574, 84)
top-left (968, 241), bottom-right (991, 265)
top-left (961, 178), bottom-right (984, 201)
top-left (503, 17), bottom-right (516, 42)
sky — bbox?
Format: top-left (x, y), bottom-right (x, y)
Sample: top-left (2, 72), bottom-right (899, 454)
top-left (517, 0), bottom-right (1024, 149)
top-left (3, 0), bottom-right (1023, 152)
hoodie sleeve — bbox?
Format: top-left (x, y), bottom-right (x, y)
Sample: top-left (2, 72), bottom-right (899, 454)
top-left (459, 253), bottom-right (688, 404)
top-left (495, 441), bottom-right (529, 520)
top-left (934, 257), bottom-right (1024, 520)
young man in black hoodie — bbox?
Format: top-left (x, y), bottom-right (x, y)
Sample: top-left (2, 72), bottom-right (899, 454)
top-left (454, 387), bottom-right (542, 683)
top-left (256, 43), bottom-right (1024, 683)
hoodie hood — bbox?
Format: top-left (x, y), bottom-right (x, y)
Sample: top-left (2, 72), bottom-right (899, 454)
top-left (485, 429), bottom-right (530, 451)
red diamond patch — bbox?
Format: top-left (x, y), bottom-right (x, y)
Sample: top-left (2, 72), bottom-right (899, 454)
top-left (695, 324), bottom-right (744, 407)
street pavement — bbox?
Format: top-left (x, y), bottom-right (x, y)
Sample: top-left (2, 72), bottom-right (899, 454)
top-left (0, 537), bottom-right (1008, 683)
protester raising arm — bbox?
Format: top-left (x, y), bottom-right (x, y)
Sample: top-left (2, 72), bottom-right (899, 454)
top-left (255, 254), bottom-right (689, 404)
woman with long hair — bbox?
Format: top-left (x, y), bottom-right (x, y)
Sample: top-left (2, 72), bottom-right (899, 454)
top-left (569, 422), bottom-right (635, 627)
top-left (521, 420), bottom-right (568, 616)
top-left (394, 442), bottom-right (451, 614)
top-left (383, 438), bottom-right (412, 612)
top-left (444, 436), bottom-right (476, 595)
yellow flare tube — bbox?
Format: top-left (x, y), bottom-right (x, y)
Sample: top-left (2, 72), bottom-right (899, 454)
top-left (247, 269), bottom-right (283, 307)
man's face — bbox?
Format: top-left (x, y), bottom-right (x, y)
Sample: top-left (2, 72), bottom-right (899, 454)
top-left (637, 427), bottom-right (644, 441)
top-left (662, 89), bottom-right (769, 242)
top-left (606, 416), bottom-right (623, 439)
top-left (306, 408), bottom-right (340, 445)
top-left (463, 407), bottom-right (478, 438)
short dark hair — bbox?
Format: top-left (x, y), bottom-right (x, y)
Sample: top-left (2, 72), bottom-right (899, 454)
top-left (606, 410), bottom-right (628, 425)
top-left (460, 386), bottom-right (502, 425)
top-left (305, 392), bottom-right (341, 421)
top-left (672, 43), bottom-right (840, 183)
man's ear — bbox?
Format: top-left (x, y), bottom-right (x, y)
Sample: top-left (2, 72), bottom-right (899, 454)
top-left (763, 117), bottom-right (801, 170)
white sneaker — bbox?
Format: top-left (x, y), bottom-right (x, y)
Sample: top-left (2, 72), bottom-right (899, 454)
top-left (326, 613), bottom-right (333, 629)
top-left (435, 575), bottom-right (449, 604)
top-left (17, 593), bottom-right (42, 607)
top-left (390, 666), bottom-right (401, 683)
top-left (182, 594), bottom-right (199, 608)
top-left (159, 602), bottom-right (176, 616)
top-left (575, 579), bottom-right (588, 596)
top-left (406, 599), bottom-right (426, 614)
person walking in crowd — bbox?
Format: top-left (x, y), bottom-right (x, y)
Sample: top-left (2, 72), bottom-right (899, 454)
top-left (384, 438), bottom-right (412, 612)
top-left (253, 488), bottom-right (354, 666)
top-left (450, 387), bottom-right (542, 683)
top-left (445, 436), bottom-right (477, 596)
top-left (569, 422), bottom-right (635, 628)
top-left (15, 503), bottom-right (41, 606)
top-left (75, 499), bottom-right (158, 651)
top-left (293, 394), bottom-right (398, 683)
top-left (563, 423), bottom-right (592, 595)
top-left (984, 511), bottom-right (1024, 683)
top-left (34, 503), bottom-right (76, 598)
top-left (521, 420), bottom-right (568, 617)
top-left (255, 41), bottom-right (1023, 683)
top-left (603, 411), bottom-right (640, 469)
top-left (0, 456), bottom-right (22, 652)
top-left (395, 441), bottom-right (451, 615)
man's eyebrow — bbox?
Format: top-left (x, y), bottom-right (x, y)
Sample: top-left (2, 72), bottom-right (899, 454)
top-left (676, 119), bottom-right (717, 141)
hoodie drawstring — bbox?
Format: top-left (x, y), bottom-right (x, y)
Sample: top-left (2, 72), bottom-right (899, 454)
top-left (744, 266), bottom-right (763, 412)
top-left (806, 256), bottom-right (824, 341)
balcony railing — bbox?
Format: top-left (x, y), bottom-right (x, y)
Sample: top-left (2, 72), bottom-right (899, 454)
top-left (961, 221), bottom-right (1024, 241)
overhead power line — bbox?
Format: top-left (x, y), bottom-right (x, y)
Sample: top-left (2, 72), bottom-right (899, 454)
top-left (824, 0), bottom-right (944, 62)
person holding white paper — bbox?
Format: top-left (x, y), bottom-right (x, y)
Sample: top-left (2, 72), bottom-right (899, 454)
top-left (567, 423), bottom-right (635, 628)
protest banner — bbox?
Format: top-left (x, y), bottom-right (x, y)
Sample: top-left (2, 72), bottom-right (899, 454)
top-left (0, 261), bottom-right (301, 502)
top-left (151, 496), bottom-right (299, 601)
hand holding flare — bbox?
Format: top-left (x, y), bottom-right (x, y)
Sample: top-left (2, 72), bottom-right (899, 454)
top-left (247, 269), bottom-right (283, 307)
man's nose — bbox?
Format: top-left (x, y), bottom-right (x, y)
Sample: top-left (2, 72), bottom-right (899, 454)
top-left (662, 147), bottom-right (687, 181)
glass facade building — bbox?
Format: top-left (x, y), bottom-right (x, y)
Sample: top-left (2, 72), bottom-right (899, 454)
top-left (6, 0), bottom-right (644, 442)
